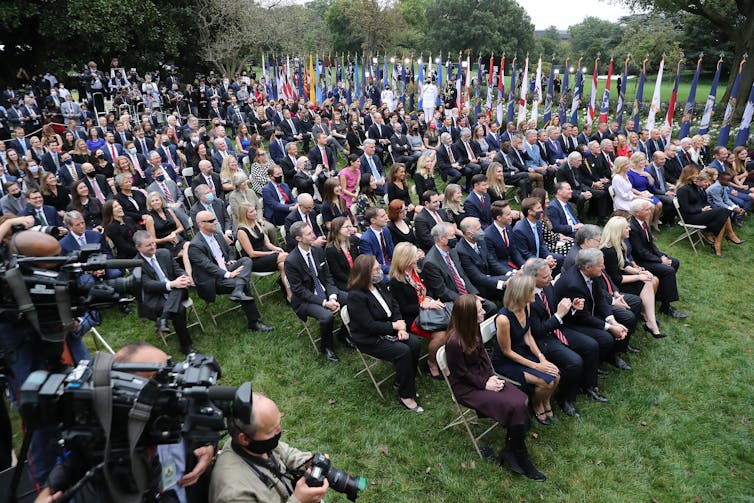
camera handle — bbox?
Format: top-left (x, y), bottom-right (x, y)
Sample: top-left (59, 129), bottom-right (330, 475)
top-left (8, 423), bottom-right (33, 503)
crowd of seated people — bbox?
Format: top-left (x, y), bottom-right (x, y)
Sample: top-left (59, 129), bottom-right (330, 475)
top-left (2, 70), bottom-right (754, 489)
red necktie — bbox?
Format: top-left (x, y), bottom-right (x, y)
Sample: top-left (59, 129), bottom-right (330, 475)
top-left (464, 142), bottom-right (477, 162)
top-left (444, 254), bottom-right (467, 295)
top-left (479, 193), bottom-right (485, 209)
top-left (601, 271), bottom-right (613, 295)
top-left (321, 148), bottom-right (329, 169)
top-left (110, 144), bottom-right (117, 162)
top-left (541, 291), bottom-right (568, 345)
top-left (641, 221), bottom-right (650, 241)
top-left (432, 211), bottom-right (442, 224)
top-left (502, 227), bottom-right (509, 247)
top-left (379, 232), bottom-right (391, 265)
top-left (277, 184), bottom-right (289, 203)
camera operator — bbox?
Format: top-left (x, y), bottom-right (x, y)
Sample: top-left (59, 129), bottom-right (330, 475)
top-left (82, 61), bottom-right (106, 115)
top-left (36, 342), bottom-right (216, 503)
top-left (209, 392), bottom-right (328, 503)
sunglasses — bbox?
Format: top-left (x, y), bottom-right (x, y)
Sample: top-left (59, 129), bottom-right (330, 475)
top-left (201, 218), bottom-right (217, 223)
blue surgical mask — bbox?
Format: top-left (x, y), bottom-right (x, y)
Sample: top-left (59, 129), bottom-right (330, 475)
top-left (29, 165), bottom-right (39, 174)
top-left (205, 192), bottom-right (215, 203)
top-left (128, 147), bottom-right (137, 155)
top-left (370, 270), bottom-right (384, 284)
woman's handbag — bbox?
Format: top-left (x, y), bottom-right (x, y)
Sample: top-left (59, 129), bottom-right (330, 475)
top-left (416, 301), bottom-right (453, 332)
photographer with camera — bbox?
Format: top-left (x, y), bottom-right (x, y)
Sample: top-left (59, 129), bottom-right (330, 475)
top-left (210, 392), bottom-right (339, 503)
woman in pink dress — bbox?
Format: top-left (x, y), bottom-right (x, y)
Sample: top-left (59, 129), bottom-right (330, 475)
top-left (339, 153), bottom-right (361, 209)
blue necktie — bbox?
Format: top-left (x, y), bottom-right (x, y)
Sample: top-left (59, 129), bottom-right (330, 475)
top-left (532, 223), bottom-right (540, 257)
top-left (564, 202), bottom-right (579, 225)
top-left (150, 257), bottom-right (167, 283)
top-left (307, 252), bottom-right (326, 298)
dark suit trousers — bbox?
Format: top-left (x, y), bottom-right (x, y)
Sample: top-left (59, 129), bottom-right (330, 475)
top-left (656, 194), bottom-right (676, 224)
top-left (163, 288), bottom-right (193, 350)
top-left (567, 324), bottom-right (614, 367)
top-left (561, 328), bottom-right (600, 390)
top-left (355, 334), bottom-right (420, 399)
top-left (217, 257), bottom-right (260, 323)
top-left (641, 258), bottom-right (679, 305)
top-left (296, 292), bottom-right (348, 351)
top-left (537, 335), bottom-right (582, 402)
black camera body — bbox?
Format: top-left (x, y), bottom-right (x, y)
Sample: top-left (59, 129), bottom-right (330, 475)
top-left (303, 452), bottom-right (366, 502)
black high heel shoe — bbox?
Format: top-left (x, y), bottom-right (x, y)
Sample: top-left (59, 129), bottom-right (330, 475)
top-left (643, 323), bottom-right (667, 339)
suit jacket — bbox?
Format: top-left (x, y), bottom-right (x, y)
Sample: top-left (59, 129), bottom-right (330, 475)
top-left (82, 173), bottom-right (113, 201)
top-left (435, 143), bottom-right (461, 175)
top-left (158, 144), bottom-right (180, 168)
top-left (627, 215), bottom-right (664, 265)
top-left (308, 145), bottom-right (336, 170)
top-left (706, 181), bottom-right (737, 209)
top-left (529, 285), bottom-right (566, 340)
top-left (421, 245), bottom-right (479, 302)
top-left (592, 152), bottom-right (614, 180)
top-left (324, 237), bottom-right (360, 291)
top-left (280, 117), bottom-right (305, 141)
top-left (546, 199), bottom-right (578, 237)
top-left (554, 266), bottom-right (612, 330)
top-left (367, 123), bottom-right (393, 143)
top-left (57, 163), bottom-right (85, 188)
top-left (191, 172), bottom-right (224, 200)
top-left (556, 164), bottom-right (584, 192)
top-left (485, 133), bottom-right (502, 152)
top-left (9, 138), bottom-right (31, 156)
top-left (21, 204), bottom-right (63, 227)
top-left (576, 132), bottom-right (590, 146)
top-left (359, 154), bottom-right (386, 180)
top-left (113, 130), bottom-right (133, 145)
top-left (188, 231), bottom-right (233, 301)
top-left (463, 191), bottom-right (492, 228)
top-left (284, 209), bottom-right (324, 251)
top-left (665, 156), bottom-right (683, 184)
top-left (358, 226), bottom-right (395, 274)
top-left (284, 245), bottom-right (340, 317)
top-left (0, 193), bottom-right (26, 215)
top-left (268, 138), bottom-right (287, 165)
top-left (454, 139), bottom-right (481, 166)
top-left (211, 151), bottom-right (232, 173)
top-left (134, 137), bottom-right (155, 156)
top-left (413, 207), bottom-right (452, 252)
top-left (190, 198), bottom-right (229, 233)
top-left (59, 229), bottom-right (114, 256)
top-left (101, 142), bottom-right (124, 164)
top-left (511, 218), bottom-right (550, 262)
top-left (483, 222), bottom-right (522, 271)
top-left (261, 181), bottom-right (294, 226)
top-left (40, 152), bottom-right (63, 174)
top-left (278, 154), bottom-right (297, 183)
top-left (645, 163), bottom-right (671, 195)
top-left (346, 284), bottom-right (402, 342)
top-left (545, 138), bottom-right (566, 164)
top-left (455, 238), bottom-right (507, 297)
top-left (147, 179), bottom-right (184, 207)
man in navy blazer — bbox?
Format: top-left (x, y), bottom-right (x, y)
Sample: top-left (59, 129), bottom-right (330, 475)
top-left (59, 211), bottom-right (121, 280)
top-left (484, 201), bottom-right (523, 272)
top-left (57, 153), bottom-right (85, 188)
top-left (261, 165), bottom-right (296, 226)
top-left (358, 207), bottom-right (394, 275)
top-left (485, 122), bottom-right (502, 152)
top-left (20, 189), bottom-right (65, 232)
top-left (546, 182), bottom-right (583, 239)
top-left (283, 193), bottom-right (326, 251)
top-left (435, 132), bottom-right (464, 186)
top-left (359, 139), bottom-right (387, 195)
top-left (463, 174), bottom-right (492, 228)
top-left (9, 126), bottom-right (32, 158)
top-left (101, 132), bottom-right (124, 164)
top-left (511, 197), bottom-right (562, 273)
top-left (308, 133), bottom-right (336, 171)
top-left (268, 131), bottom-right (287, 165)
top-left (456, 217), bottom-right (510, 300)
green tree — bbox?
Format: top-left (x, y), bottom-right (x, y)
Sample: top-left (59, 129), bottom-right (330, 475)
top-left (425, 0), bottom-right (534, 57)
top-left (568, 17), bottom-right (624, 66)
top-left (397, 0), bottom-right (430, 50)
top-left (618, 15), bottom-right (683, 73)
top-left (535, 25), bottom-right (566, 58)
top-left (325, 0), bottom-right (408, 55)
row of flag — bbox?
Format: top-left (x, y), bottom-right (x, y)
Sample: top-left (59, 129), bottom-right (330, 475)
top-left (258, 52), bottom-right (754, 147)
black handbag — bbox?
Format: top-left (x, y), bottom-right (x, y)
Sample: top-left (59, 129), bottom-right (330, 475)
top-left (416, 301), bottom-right (453, 332)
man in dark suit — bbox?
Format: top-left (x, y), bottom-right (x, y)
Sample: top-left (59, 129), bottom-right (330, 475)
top-left (133, 231), bottom-right (196, 354)
top-left (547, 182), bottom-right (584, 240)
top-left (646, 150), bottom-right (676, 225)
top-left (113, 122), bottom-right (133, 146)
top-left (435, 133), bottom-right (464, 186)
top-left (414, 190), bottom-right (454, 252)
top-left (211, 137), bottom-right (234, 173)
top-left (663, 144), bottom-right (684, 184)
top-left (366, 113), bottom-right (392, 163)
top-left (485, 121), bottom-right (502, 152)
top-left (80, 162), bottom-right (112, 204)
top-left (192, 159), bottom-right (224, 201)
top-left (268, 129), bottom-right (287, 165)
top-left (188, 210), bottom-right (273, 332)
top-left (492, 140), bottom-right (533, 198)
top-left (40, 138), bottom-right (63, 174)
top-left (261, 165), bottom-right (296, 226)
top-left (190, 184), bottom-right (231, 238)
top-left (454, 128), bottom-right (483, 190)
top-left (511, 197), bottom-right (563, 271)
top-left (484, 200), bottom-right (523, 271)
top-left (522, 258), bottom-right (605, 412)
top-left (590, 122), bottom-right (609, 143)
top-left (279, 109), bottom-right (311, 152)
top-left (438, 114), bottom-right (461, 143)
top-left (553, 248), bottom-right (628, 392)
top-left (278, 141), bottom-right (298, 183)
top-left (359, 139), bottom-right (387, 195)
top-left (284, 221), bottom-right (347, 363)
top-left (557, 153), bottom-right (608, 223)
top-left (9, 126), bottom-right (31, 158)
top-left (545, 127), bottom-right (567, 165)
top-left (283, 193), bottom-right (325, 251)
top-left (59, 210), bottom-right (121, 280)
top-left (456, 217), bottom-right (510, 300)
top-left (421, 222), bottom-right (496, 317)
top-left (628, 199), bottom-right (686, 318)
top-left (133, 128), bottom-right (155, 156)
top-left (576, 124), bottom-right (592, 146)
top-left (55, 152), bottom-right (84, 189)
top-left (308, 133), bottom-right (336, 172)
top-left (464, 174), bottom-right (492, 228)
top-left (101, 132), bottom-right (124, 164)
top-left (21, 189), bottom-right (65, 232)
top-left (358, 207), bottom-right (395, 275)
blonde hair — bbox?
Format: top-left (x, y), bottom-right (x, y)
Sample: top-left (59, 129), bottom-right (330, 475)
top-left (486, 162), bottom-right (506, 195)
top-left (628, 151), bottom-right (646, 171)
top-left (388, 242), bottom-right (418, 283)
top-left (599, 216), bottom-right (628, 268)
top-left (220, 155), bottom-right (237, 183)
top-left (443, 184), bottom-right (464, 214)
top-left (503, 274), bottom-right (535, 312)
top-left (416, 151), bottom-right (435, 178)
top-left (612, 156), bottom-right (630, 176)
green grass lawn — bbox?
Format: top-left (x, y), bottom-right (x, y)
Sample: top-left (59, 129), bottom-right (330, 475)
top-left (64, 206), bottom-right (752, 501)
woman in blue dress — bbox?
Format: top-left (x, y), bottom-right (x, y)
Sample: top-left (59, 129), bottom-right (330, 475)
top-left (492, 275), bottom-right (560, 426)
top-left (626, 152), bottom-right (663, 231)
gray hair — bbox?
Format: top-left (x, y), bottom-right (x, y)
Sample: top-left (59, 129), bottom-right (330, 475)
top-left (114, 173), bottom-right (131, 188)
top-left (575, 224), bottom-right (602, 246)
top-left (285, 142), bottom-right (297, 154)
top-left (599, 139), bottom-right (613, 150)
top-left (458, 216), bottom-right (479, 234)
top-left (440, 132), bottom-right (452, 144)
top-left (232, 171), bottom-right (248, 187)
top-left (289, 220), bottom-right (309, 239)
top-left (575, 247), bottom-right (603, 269)
top-left (525, 129), bottom-right (538, 139)
top-left (567, 151), bottom-right (582, 164)
top-left (133, 230), bottom-right (153, 247)
top-left (431, 222), bottom-right (454, 242)
top-left (63, 210), bottom-right (84, 226)
top-left (630, 198), bottom-right (651, 214)
top-left (362, 138), bottom-right (376, 148)
top-left (521, 258), bottom-right (549, 277)
top-left (460, 127), bottom-right (471, 138)
top-left (297, 192), bottom-right (313, 205)
top-left (194, 183), bottom-right (210, 197)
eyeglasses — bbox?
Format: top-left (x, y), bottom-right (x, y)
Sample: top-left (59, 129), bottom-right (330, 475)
top-left (201, 218), bottom-right (217, 223)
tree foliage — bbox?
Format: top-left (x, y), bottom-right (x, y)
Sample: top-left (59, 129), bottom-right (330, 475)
top-left (325, 0), bottom-right (408, 55)
top-left (567, 17), bottom-right (624, 66)
top-left (618, 15), bottom-right (683, 72)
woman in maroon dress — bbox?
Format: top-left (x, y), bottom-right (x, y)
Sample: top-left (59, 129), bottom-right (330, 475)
top-left (444, 294), bottom-right (546, 481)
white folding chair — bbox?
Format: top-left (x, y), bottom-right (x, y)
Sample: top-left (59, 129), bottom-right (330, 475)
top-left (184, 187), bottom-right (195, 206)
top-left (669, 197), bottom-right (706, 254)
top-left (234, 240), bottom-right (280, 305)
top-left (480, 315), bottom-right (523, 387)
top-left (159, 298), bottom-right (206, 346)
top-left (341, 305), bottom-right (395, 400)
top-left (89, 327), bottom-right (115, 354)
top-left (181, 167), bottom-right (194, 187)
top-left (437, 345), bottom-right (498, 459)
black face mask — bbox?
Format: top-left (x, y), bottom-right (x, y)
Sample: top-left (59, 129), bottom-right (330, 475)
top-left (273, 175), bottom-right (283, 184)
top-left (245, 432), bottom-right (281, 454)
top-left (12, 192), bottom-right (22, 198)
top-left (86, 171), bottom-right (96, 178)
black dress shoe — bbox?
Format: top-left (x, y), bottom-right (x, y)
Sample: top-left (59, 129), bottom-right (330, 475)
top-left (157, 319), bottom-right (171, 334)
top-left (559, 400), bottom-right (580, 417)
top-left (597, 368), bottom-right (609, 376)
top-left (181, 345), bottom-right (197, 355)
top-left (610, 356), bottom-right (632, 371)
top-left (229, 291), bottom-right (253, 302)
top-left (661, 306), bottom-right (687, 319)
top-left (248, 321), bottom-right (274, 332)
top-left (497, 448), bottom-right (524, 474)
top-left (120, 304), bottom-right (134, 314)
top-left (583, 387), bottom-right (609, 402)
top-left (627, 344), bottom-right (641, 353)
top-left (323, 348), bottom-right (340, 363)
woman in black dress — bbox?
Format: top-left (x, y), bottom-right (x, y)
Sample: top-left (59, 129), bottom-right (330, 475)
top-left (346, 119), bottom-right (366, 156)
top-left (324, 216), bottom-right (360, 292)
top-left (413, 150), bottom-right (438, 199)
top-left (145, 191), bottom-right (192, 277)
top-left (102, 199), bottom-right (139, 258)
top-left (113, 173), bottom-right (148, 224)
top-left (444, 294), bottom-right (544, 480)
top-left (492, 275), bottom-right (559, 426)
top-left (346, 255), bottom-right (422, 413)
top-left (386, 163), bottom-right (416, 219)
top-left (68, 180), bottom-right (103, 230)
top-left (40, 171), bottom-right (70, 214)
top-left (236, 203), bottom-right (292, 302)
top-left (386, 199), bottom-right (417, 246)
top-left (675, 165), bottom-right (742, 256)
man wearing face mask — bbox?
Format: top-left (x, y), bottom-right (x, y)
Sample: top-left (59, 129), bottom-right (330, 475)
top-left (190, 184), bottom-right (232, 244)
top-left (57, 152), bottom-right (85, 189)
top-left (455, 216), bottom-right (511, 301)
top-left (261, 166), bottom-right (297, 227)
top-left (0, 181), bottom-right (26, 215)
top-left (511, 197), bottom-right (563, 274)
top-left (81, 162), bottom-right (113, 203)
top-left (209, 390), bottom-right (329, 503)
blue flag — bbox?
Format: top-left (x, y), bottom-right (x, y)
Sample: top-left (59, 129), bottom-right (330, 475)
top-left (615, 56), bottom-right (630, 127)
top-left (699, 57), bottom-right (723, 135)
top-left (507, 57), bottom-right (517, 126)
top-left (678, 55), bottom-right (703, 139)
top-left (542, 58), bottom-right (556, 126)
top-left (558, 59), bottom-right (570, 125)
top-left (569, 58), bottom-right (583, 125)
top-left (735, 81), bottom-right (754, 147)
top-left (631, 59), bottom-right (648, 131)
top-left (717, 57), bottom-right (746, 146)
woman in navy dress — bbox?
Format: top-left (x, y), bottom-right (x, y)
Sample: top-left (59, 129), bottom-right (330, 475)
top-left (492, 275), bottom-right (560, 426)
